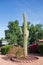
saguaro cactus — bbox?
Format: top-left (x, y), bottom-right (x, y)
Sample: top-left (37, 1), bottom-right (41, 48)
top-left (23, 12), bottom-right (29, 57)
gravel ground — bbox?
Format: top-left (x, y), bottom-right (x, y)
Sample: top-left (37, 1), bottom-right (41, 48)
top-left (0, 54), bottom-right (43, 65)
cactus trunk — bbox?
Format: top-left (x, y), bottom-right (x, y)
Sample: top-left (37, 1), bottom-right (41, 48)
top-left (23, 12), bottom-right (28, 57)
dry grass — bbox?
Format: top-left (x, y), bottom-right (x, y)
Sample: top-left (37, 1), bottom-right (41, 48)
top-left (6, 46), bottom-right (25, 59)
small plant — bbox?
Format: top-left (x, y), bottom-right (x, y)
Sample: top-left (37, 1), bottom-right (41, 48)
top-left (38, 43), bottom-right (43, 54)
top-left (1, 45), bottom-right (12, 55)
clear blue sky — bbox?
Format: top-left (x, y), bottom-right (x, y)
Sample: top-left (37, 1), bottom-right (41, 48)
top-left (0, 0), bottom-right (43, 38)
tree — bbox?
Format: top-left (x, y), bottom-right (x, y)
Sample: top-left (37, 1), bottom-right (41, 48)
top-left (5, 20), bottom-right (23, 45)
top-left (28, 23), bottom-right (43, 44)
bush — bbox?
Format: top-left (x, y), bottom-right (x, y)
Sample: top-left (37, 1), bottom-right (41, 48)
top-left (28, 43), bottom-right (38, 53)
top-left (1, 45), bottom-right (12, 55)
top-left (38, 43), bottom-right (43, 54)
top-left (7, 46), bottom-right (25, 59)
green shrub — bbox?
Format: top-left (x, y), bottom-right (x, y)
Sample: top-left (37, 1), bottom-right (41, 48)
top-left (38, 43), bottom-right (43, 54)
top-left (1, 45), bottom-right (12, 55)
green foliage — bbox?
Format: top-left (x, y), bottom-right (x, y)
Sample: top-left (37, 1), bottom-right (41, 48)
top-left (28, 23), bottom-right (43, 44)
top-left (5, 20), bottom-right (23, 46)
top-left (5, 20), bottom-right (43, 45)
top-left (1, 45), bottom-right (12, 55)
top-left (38, 43), bottom-right (43, 54)
top-left (22, 22), bottom-right (43, 44)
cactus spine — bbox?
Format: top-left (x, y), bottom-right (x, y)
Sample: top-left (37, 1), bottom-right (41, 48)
top-left (23, 12), bottom-right (28, 57)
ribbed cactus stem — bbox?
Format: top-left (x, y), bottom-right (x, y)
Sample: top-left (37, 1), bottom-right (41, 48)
top-left (23, 12), bottom-right (28, 57)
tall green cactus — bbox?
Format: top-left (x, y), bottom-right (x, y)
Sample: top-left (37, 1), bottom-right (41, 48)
top-left (23, 12), bottom-right (29, 57)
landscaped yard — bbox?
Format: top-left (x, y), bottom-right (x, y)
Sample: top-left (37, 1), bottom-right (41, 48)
top-left (0, 54), bottom-right (43, 65)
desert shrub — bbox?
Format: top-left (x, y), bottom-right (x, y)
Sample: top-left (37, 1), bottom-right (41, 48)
top-left (38, 43), bottom-right (43, 54)
top-left (1, 45), bottom-right (12, 55)
top-left (28, 43), bottom-right (38, 53)
top-left (7, 46), bottom-right (25, 59)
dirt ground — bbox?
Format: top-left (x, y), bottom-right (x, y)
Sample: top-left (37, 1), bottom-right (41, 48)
top-left (0, 54), bottom-right (43, 65)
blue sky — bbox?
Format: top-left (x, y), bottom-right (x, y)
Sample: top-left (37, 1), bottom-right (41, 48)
top-left (0, 0), bottom-right (43, 38)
